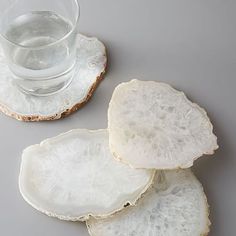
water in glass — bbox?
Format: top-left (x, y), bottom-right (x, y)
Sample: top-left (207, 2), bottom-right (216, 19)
top-left (2, 11), bottom-right (77, 95)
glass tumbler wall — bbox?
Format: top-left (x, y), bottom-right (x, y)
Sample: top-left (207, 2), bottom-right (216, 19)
top-left (0, 0), bottom-right (80, 96)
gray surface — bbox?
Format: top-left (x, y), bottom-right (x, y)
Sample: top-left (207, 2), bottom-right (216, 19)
top-left (0, 0), bottom-right (235, 235)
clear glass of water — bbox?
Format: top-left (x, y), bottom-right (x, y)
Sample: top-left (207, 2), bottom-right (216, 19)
top-left (0, 0), bottom-right (80, 96)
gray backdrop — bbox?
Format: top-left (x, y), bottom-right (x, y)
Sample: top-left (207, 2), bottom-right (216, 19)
top-left (0, 0), bottom-right (235, 235)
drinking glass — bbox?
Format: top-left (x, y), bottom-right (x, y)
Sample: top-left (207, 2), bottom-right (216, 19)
top-left (0, 0), bottom-right (80, 96)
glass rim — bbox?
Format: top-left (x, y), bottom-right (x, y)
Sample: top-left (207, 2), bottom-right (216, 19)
top-left (0, 0), bottom-right (80, 50)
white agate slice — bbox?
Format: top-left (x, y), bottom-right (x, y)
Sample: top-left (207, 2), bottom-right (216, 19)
top-left (108, 79), bottom-right (218, 169)
top-left (0, 34), bottom-right (107, 121)
top-left (87, 169), bottom-right (210, 236)
top-left (19, 129), bottom-right (154, 221)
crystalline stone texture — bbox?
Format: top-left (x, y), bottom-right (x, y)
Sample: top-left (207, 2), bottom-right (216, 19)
top-left (87, 169), bottom-right (210, 236)
top-left (19, 129), bottom-right (154, 221)
top-left (108, 79), bottom-right (218, 169)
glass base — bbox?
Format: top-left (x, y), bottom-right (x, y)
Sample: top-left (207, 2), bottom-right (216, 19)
top-left (13, 67), bottom-right (75, 97)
